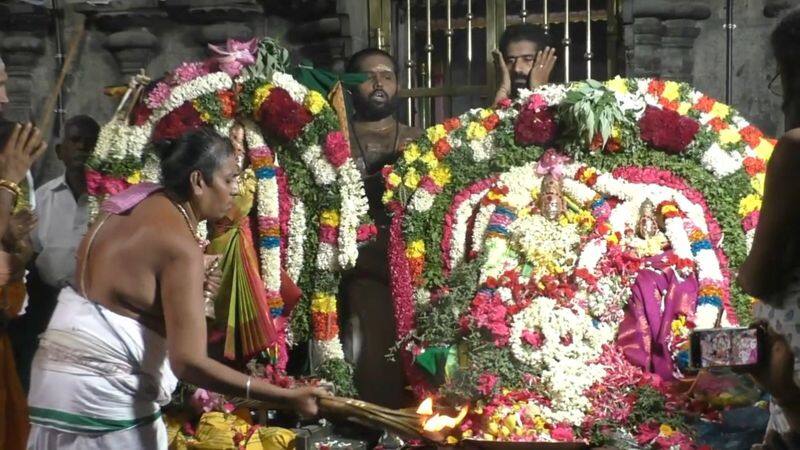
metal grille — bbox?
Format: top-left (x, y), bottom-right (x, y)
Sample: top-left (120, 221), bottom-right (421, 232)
top-left (367, 0), bottom-right (620, 128)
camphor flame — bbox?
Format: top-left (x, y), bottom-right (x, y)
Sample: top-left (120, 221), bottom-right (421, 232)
top-left (416, 397), bottom-right (469, 433)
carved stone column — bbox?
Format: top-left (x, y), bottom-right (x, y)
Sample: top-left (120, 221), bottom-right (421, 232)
top-left (104, 27), bottom-right (160, 78)
top-left (622, 0), bottom-right (710, 83)
top-left (1, 33), bottom-right (46, 122)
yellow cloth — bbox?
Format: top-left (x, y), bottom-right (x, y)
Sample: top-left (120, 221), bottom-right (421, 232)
top-left (180, 412), bottom-right (294, 450)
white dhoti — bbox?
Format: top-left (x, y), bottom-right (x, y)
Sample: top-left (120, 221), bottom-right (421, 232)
top-left (26, 287), bottom-right (178, 450)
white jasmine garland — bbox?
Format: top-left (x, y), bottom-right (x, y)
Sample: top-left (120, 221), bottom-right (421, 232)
top-left (409, 189), bottom-right (435, 212)
top-left (414, 288), bottom-right (431, 305)
top-left (152, 72), bottom-right (233, 123)
top-left (469, 136), bottom-right (496, 162)
top-left (310, 339), bottom-right (345, 367)
top-left (449, 188), bottom-right (490, 270)
top-left (337, 162), bottom-right (369, 269)
top-left (471, 203), bottom-right (496, 255)
top-left (301, 144), bottom-right (337, 185)
top-left (531, 83), bottom-right (567, 105)
top-left (316, 242), bottom-right (339, 271)
top-left (286, 198), bottom-right (306, 282)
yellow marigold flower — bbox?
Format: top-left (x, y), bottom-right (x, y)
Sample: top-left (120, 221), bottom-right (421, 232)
top-left (487, 190), bottom-right (505, 201)
top-left (252, 83), bottom-right (274, 112)
top-left (479, 108), bottom-right (494, 119)
top-left (382, 190), bottom-right (394, 204)
top-left (304, 90), bottom-right (327, 115)
top-left (320, 210), bottom-right (340, 227)
top-left (662, 81), bottom-right (681, 102)
top-left (532, 416), bottom-right (546, 431)
top-left (659, 424), bottom-right (675, 437)
top-left (126, 171), bottom-right (142, 184)
top-left (488, 422), bottom-right (500, 435)
top-left (719, 128), bottom-right (742, 145)
top-left (426, 124), bottom-right (448, 143)
top-left (677, 102), bottom-right (692, 115)
top-left (607, 233), bottom-right (620, 245)
top-left (446, 436), bottom-right (459, 445)
top-left (406, 240), bottom-right (425, 259)
top-left (462, 430), bottom-right (473, 438)
top-left (404, 143), bottom-right (421, 163)
top-left (605, 76), bottom-right (628, 94)
top-left (611, 126), bottom-right (621, 139)
top-left (739, 194), bottom-right (762, 216)
top-left (420, 151), bottom-right (439, 169)
top-left (751, 173), bottom-right (765, 195)
top-left (671, 315), bottom-right (686, 334)
top-left (430, 165), bottom-right (452, 187)
top-left (404, 167), bottom-right (420, 189)
top-left (311, 292), bottom-right (337, 313)
top-left (466, 121), bottom-right (488, 141)
top-left (754, 138), bottom-right (774, 160)
top-left (711, 101), bottom-right (731, 120)
top-left (387, 172), bottom-right (402, 187)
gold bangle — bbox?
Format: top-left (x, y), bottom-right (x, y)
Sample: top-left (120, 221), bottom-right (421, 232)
top-left (0, 180), bottom-right (21, 206)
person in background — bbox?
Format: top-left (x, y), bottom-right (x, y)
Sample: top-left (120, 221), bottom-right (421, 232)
top-left (339, 48), bottom-right (421, 408)
top-left (738, 6), bottom-right (800, 449)
top-left (492, 23), bottom-right (557, 106)
top-left (8, 115), bottom-right (99, 390)
top-left (0, 120), bottom-right (48, 450)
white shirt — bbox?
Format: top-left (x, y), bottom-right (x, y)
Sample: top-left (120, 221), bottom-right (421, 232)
top-left (31, 175), bottom-right (88, 288)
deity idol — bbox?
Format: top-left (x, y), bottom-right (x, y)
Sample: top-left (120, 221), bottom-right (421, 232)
top-left (537, 174), bottom-right (565, 221)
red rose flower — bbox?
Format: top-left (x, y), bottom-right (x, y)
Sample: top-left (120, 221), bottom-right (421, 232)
top-left (743, 156), bottom-right (766, 176)
top-left (433, 138), bottom-right (452, 159)
top-left (638, 105), bottom-right (700, 154)
top-left (257, 87), bottom-right (313, 141)
top-left (153, 101), bottom-right (204, 141)
top-left (443, 117), bottom-right (461, 132)
top-left (648, 79), bottom-right (665, 97)
top-left (550, 424), bottom-right (575, 442)
top-left (514, 107), bottom-right (558, 146)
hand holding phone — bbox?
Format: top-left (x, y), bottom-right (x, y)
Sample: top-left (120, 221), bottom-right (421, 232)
top-left (689, 325), bottom-right (765, 370)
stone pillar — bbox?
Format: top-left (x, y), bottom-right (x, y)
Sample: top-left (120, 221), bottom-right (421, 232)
top-left (661, 19), bottom-right (701, 81)
top-left (104, 27), bottom-right (160, 78)
top-left (1, 33), bottom-right (46, 123)
top-left (622, 0), bottom-right (710, 83)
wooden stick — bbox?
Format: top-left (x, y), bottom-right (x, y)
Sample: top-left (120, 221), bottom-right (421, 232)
top-left (37, 15), bottom-right (86, 138)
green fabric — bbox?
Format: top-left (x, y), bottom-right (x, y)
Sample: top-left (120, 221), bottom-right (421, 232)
top-left (29, 407), bottom-right (162, 433)
top-left (291, 62), bottom-right (368, 95)
top-left (414, 346), bottom-right (450, 377)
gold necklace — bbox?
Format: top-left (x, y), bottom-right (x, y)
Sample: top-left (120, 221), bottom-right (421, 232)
top-left (174, 202), bottom-right (209, 249)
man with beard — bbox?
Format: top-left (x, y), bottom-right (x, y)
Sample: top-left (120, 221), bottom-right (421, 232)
top-left (340, 48), bottom-right (421, 408)
top-left (492, 23), bottom-right (558, 106)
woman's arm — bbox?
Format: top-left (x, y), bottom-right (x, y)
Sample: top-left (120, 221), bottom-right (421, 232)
top-left (738, 130), bottom-right (800, 298)
top-left (159, 237), bottom-right (325, 416)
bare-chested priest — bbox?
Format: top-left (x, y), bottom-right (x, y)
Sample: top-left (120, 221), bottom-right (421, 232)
top-left (340, 48), bottom-right (421, 408)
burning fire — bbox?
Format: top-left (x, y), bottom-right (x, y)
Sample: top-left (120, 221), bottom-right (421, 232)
top-left (416, 397), bottom-right (469, 433)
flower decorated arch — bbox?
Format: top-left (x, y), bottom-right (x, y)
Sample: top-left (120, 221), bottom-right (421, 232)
top-left (86, 39), bottom-right (376, 392)
top-left (384, 78), bottom-right (771, 445)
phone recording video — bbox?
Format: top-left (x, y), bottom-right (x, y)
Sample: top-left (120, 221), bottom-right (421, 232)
top-left (689, 326), bottom-right (765, 370)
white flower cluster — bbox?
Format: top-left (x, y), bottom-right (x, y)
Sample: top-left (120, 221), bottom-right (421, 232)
top-left (93, 121), bottom-right (152, 162)
top-left (510, 215), bottom-right (582, 278)
top-left (509, 297), bottom-right (613, 425)
top-left (701, 143), bottom-right (743, 178)
top-left (448, 188), bottom-right (490, 270)
top-left (152, 72), bottom-right (233, 123)
top-left (286, 199), bottom-right (306, 282)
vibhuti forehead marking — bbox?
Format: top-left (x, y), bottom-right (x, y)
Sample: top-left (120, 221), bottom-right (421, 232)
top-left (367, 63), bottom-right (394, 73)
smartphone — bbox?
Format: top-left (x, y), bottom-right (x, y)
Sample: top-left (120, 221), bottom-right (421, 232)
top-left (689, 325), bottom-right (765, 369)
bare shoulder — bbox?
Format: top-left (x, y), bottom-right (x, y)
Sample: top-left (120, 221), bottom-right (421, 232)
top-left (130, 195), bottom-right (201, 263)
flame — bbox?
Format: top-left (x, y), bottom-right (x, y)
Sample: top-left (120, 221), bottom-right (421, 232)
top-left (422, 406), bottom-right (469, 432)
top-left (416, 397), bottom-right (434, 416)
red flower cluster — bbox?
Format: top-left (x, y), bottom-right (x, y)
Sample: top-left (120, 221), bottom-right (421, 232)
top-left (323, 131), bottom-right (350, 167)
top-left (218, 90), bottom-right (237, 118)
top-left (130, 102), bottom-right (152, 126)
top-left (514, 107), bottom-right (558, 146)
top-left (257, 87), bottom-right (313, 141)
top-left (433, 138), bottom-right (452, 159)
top-left (153, 101), bottom-right (204, 141)
top-left (482, 113), bottom-right (500, 132)
top-left (693, 95), bottom-right (716, 113)
top-left (740, 125), bottom-right (764, 148)
top-left (648, 79), bottom-right (666, 97)
top-left (443, 117), bottom-right (461, 132)
top-left (638, 106), bottom-right (700, 154)
top-left (707, 117), bottom-right (727, 132)
top-left (743, 156), bottom-right (766, 176)
top-left (459, 289), bottom-right (510, 346)
top-left (589, 132), bottom-right (622, 153)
